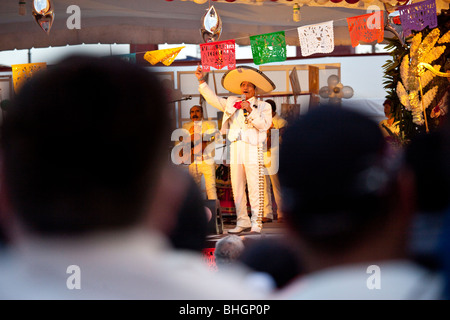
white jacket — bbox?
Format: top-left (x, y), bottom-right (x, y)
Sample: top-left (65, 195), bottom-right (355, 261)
top-left (199, 82), bottom-right (272, 146)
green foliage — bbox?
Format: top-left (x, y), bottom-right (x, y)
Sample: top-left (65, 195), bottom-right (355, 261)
top-left (382, 36), bottom-right (415, 144)
top-left (382, 12), bottom-right (450, 144)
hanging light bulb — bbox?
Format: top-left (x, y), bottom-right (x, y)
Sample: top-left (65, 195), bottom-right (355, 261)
top-left (200, 6), bottom-right (222, 43)
top-left (32, 0), bottom-right (54, 34)
top-left (18, 1), bottom-right (26, 16)
top-left (293, 3), bottom-right (301, 22)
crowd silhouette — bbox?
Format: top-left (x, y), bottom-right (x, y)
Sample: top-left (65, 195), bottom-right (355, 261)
top-left (0, 55), bottom-right (448, 300)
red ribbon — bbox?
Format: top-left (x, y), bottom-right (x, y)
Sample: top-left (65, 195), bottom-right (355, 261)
top-left (233, 101), bottom-right (243, 109)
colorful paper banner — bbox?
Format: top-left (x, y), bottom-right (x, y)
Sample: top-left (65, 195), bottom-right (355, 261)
top-left (12, 62), bottom-right (47, 93)
top-left (144, 46), bottom-right (185, 66)
top-left (297, 21), bottom-right (334, 57)
top-left (347, 11), bottom-right (384, 48)
top-left (398, 0), bottom-right (438, 37)
top-left (200, 39), bottom-right (236, 72)
top-left (250, 31), bottom-right (286, 65)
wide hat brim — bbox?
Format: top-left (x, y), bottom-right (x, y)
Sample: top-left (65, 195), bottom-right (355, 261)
top-left (221, 66), bottom-right (276, 95)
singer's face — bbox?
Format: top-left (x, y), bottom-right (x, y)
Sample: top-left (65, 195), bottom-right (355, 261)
top-left (240, 81), bottom-right (256, 99)
top-left (190, 106), bottom-right (203, 121)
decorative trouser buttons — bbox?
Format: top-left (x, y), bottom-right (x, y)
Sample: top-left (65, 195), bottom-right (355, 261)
top-left (257, 143), bottom-right (264, 230)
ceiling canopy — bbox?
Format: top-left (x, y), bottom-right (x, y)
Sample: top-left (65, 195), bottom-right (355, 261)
top-left (0, 0), bottom-right (448, 51)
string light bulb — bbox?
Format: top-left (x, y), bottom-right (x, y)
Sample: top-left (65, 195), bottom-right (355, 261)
top-left (19, 1), bottom-right (26, 16)
top-left (293, 3), bottom-right (301, 22)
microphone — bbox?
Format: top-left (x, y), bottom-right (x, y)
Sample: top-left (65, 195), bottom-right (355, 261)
top-left (169, 95), bottom-right (192, 103)
top-left (241, 94), bottom-right (248, 122)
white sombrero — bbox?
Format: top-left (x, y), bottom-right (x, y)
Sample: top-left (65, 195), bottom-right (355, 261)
top-left (221, 66), bottom-right (276, 95)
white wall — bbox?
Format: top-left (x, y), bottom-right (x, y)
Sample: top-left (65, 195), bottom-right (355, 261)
top-left (151, 54), bottom-right (389, 124)
top-left (151, 54), bottom-right (389, 100)
top-left (1, 46), bottom-right (390, 125)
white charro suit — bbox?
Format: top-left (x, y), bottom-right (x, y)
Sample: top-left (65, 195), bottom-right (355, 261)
top-left (263, 114), bottom-right (288, 220)
top-left (199, 82), bottom-right (272, 229)
top-left (182, 120), bottom-right (218, 200)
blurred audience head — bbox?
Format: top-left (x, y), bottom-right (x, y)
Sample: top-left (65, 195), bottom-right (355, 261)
top-left (214, 235), bottom-right (245, 269)
top-left (168, 173), bottom-right (209, 252)
top-left (278, 105), bottom-right (413, 268)
top-left (437, 90), bottom-right (450, 298)
top-left (404, 131), bottom-right (449, 214)
top-left (237, 237), bottom-right (303, 289)
top-left (0, 55), bottom-right (171, 238)
top-left (403, 131), bottom-right (450, 271)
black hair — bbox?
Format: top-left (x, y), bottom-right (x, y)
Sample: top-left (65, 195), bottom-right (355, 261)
top-left (1, 55), bottom-right (170, 235)
top-left (279, 105), bottom-right (398, 251)
top-left (168, 176), bottom-right (208, 252)
top-left (405, 131), bottom-right (450, 213)
top-left (191, 105), bottom-right (203, 113)
top-left (265, 99), bottom-right (276, 113)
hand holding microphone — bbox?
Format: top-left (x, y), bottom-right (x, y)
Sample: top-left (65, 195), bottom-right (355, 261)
top-left (241, 94), bottom-right (251, 124)
top-left (241, 94), bottom-right (248, 120)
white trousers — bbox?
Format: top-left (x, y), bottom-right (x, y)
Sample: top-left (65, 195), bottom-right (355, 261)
top-left (263, 173), bottom-right (283, 219)
top-left (262, 147), bottom-right (282, 219)
top-left (229, 141), bottom-right (263, 228)
top-left (189, 161), bottom-right (217, 200)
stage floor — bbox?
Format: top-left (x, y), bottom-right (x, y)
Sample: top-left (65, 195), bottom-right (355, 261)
top-left (202, 216), bottom-right (290, 271)
top-left (204, 216), bottom-right (288, 249)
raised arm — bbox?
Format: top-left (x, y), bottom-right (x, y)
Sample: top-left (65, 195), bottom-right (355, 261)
top-left (195, 65), bottom-right (228, 112)
top-left (195, 64), bottom-right (207, 84)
